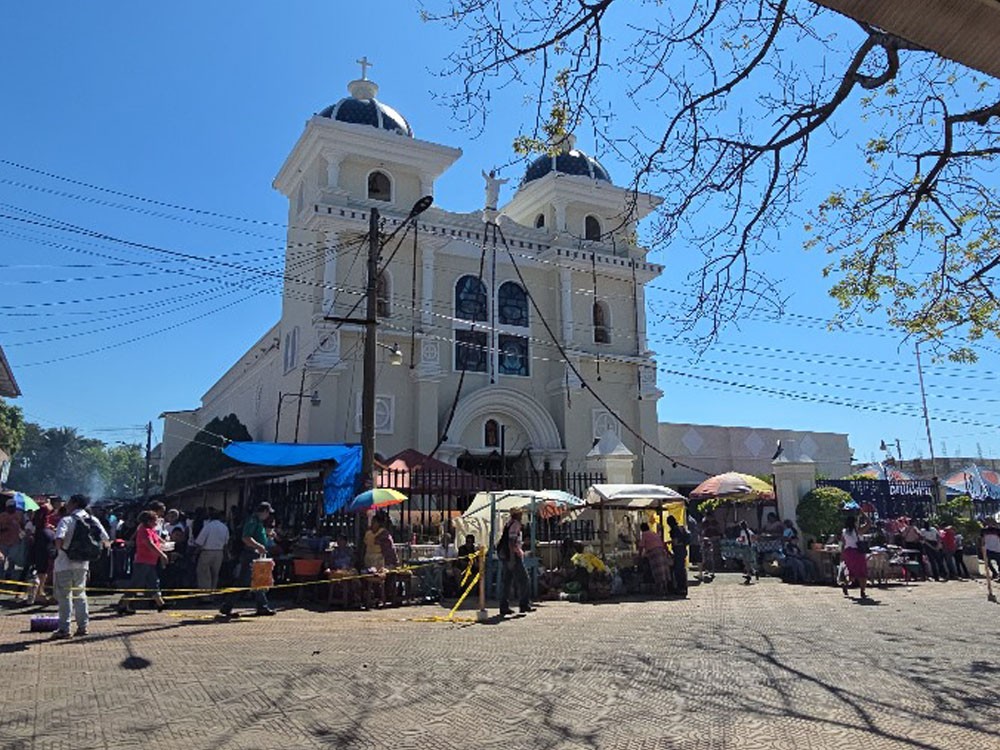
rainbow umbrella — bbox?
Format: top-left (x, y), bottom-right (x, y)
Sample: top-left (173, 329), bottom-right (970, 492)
top-left (5, 491), bottom-right (40, 512)
top-left (346, 488), bottom-right (407, 512)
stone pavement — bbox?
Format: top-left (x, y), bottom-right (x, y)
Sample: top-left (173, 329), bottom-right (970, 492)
top-left (1, 575), bottom-right (998, 750)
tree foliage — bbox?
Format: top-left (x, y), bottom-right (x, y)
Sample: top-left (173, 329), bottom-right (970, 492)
top-left (9, 425), bottom-right (106, 497)
top-left (5, 419), bottom-right (149, 498)
top-left (0, 398), bottom-right (26, 456)
top-left (425, 0), bottom-right (1000, 359)
top-left (164, 414), bottom-right (251, 492)
top-left (797, 485), bottom-right (850, 541)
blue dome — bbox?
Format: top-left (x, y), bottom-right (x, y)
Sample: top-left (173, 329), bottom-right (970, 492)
top-left (318, 79), bottom-right (413, 137)
top-left (318, 97), bottom-right (413, 137)
top-left (523, 148), bottom-right (611, 185)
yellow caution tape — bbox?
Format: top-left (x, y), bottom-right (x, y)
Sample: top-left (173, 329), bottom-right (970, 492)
top-left (1, 552), bottom-right (483, 600)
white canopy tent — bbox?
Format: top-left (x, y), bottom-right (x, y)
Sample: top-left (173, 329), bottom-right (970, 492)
top-left (584, 484), bottom-right (688, 559)
top-left (454, 489), bottom-right (586, 550)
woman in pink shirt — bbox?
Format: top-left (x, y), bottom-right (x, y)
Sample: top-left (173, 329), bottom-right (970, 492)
top-left (118, 510), bottom-right (168, 614)
top-left (638, 522), bottom-right (671, 595)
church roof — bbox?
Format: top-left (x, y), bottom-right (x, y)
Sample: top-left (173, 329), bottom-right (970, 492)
top-left (317, 76), bottom-right (413, 138)
top-left (523, 139), bottom-right (611, 185)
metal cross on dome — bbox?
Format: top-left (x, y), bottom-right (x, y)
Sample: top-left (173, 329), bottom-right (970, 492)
top-left (357, 56), bottom-right (373, 80)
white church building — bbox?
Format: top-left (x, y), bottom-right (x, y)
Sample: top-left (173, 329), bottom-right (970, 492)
top-left (161, 67), bottom-right (669, 484)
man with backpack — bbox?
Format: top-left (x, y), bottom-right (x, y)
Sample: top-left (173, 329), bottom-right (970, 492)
top-left (52, 494), bottom-right (109, 639)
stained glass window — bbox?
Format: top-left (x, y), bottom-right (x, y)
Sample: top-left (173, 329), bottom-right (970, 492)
top-left (497, 281), bottom-right (528, 327)
top-left (455, 275), bottom-right (488, 322)
top-left (484, 419), bottom-right (500, 448)
top-left (498, 334), bottom-right (529, 376)
top-left (593, 302), bottom-right (610, 344)
top-left (455, 330), bottom-right (487, 372)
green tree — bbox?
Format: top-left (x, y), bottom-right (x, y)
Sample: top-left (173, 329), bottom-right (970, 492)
top-left (7, 425), bottom-right (106, 497)
top-left (164, 414), bottom-right (252, 492)
top-left (0, 398), bottom-right (26, 456)
top-left (104, 443), bottom-right (145, 497)
top-left (797, 486), bottom-right (851, 542)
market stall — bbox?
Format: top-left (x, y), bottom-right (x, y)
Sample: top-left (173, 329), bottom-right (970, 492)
top-left (584, 484), bottom-right (687, 562)
top-left (453, 489), bottom-right (586, 597)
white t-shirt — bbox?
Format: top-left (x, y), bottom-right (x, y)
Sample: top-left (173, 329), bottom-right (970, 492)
top-left (842, 528), bottom-right (860, 549)
top-left (54, 510), bottom-right (109, 573)
top-left (194, 520), bottom-right (230, 551)
top-left (920, 528), bottom-right (940, 545)
top-left (984, 531), bottom-right (1000, 553)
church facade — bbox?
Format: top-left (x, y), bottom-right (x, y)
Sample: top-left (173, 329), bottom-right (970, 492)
top-left (161, 68), bottom-right (666, 482)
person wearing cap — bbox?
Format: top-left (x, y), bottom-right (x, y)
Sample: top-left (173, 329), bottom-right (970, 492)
top-left (220, 502), bottom-right (276, 618)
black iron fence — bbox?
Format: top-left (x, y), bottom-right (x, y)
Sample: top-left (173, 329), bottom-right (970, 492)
top-left (817, 478), bottom-right (938, 519)
top-left (245, 467), bottom-right (604, 543)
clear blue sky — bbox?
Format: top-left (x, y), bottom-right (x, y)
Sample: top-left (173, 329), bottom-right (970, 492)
top-left (1, 2), bottom-right (997, 467)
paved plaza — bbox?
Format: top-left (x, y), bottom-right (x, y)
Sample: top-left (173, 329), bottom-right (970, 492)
top-left (1, 575), bottom-right (998, 750)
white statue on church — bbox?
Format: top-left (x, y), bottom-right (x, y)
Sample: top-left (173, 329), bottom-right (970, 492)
top-left (481, 169), bottom-right (509, 224)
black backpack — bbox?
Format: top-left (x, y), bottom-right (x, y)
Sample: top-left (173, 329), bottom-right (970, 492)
top-left (65, 513), bottom-right (105, 562)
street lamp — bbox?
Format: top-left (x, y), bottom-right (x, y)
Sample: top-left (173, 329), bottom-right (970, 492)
top-left (274, 389), bottom-right (321, 442)
top-left (381, 342), bottom-right (404, 367)
top-left (879, 439), bottom-right (902, 462)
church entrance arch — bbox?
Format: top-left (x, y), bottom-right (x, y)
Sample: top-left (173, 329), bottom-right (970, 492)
top-left (440, 386), bottom-right (567, 472)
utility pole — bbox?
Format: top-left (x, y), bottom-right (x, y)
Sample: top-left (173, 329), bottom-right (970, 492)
top-left (915, 342), bottom-right (943, 509)
top-left (361, 207), bottom-right (380, 491)
top-left (144, 421), bottom-right (152, 501)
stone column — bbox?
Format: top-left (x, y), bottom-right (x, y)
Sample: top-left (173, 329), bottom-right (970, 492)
top-left (772, 440), bottom-right (817, 524)
top-left (559, 268), bottom-right (574, 345)
top-left (420, 241), bottom-right (436, 328)
top-left (587, 430), bottom-right (636, 484)
top-left (323, 150), bottom-right (343, 191)
top-left (554, 200), bottom-right (568, 233)
top-left (321, 231), bottom-right (337, 315)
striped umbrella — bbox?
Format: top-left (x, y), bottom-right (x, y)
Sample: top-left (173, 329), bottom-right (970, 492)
top-left (346, 488), bottom-right (407, 513)
top-left (689, 472), bottom-right (775, 502)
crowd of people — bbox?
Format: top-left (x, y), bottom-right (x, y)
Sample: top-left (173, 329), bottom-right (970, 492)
top-left (0, 491), bottom-right (292, 636)
top-left (691, 508), bottom-right (1000, 596)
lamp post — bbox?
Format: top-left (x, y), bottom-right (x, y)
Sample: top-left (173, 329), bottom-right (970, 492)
top-left (274, 389), bottom-right (321, 442)
top-left (879, 439), bottom-right (902, 462)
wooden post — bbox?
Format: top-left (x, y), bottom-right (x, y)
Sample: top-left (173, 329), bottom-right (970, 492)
top-left (477, 546), bottom-right (488, 621)
top-left (986, 539), bottom-right (997, 602)
top-left (598, 497), bottom-right (606, 560)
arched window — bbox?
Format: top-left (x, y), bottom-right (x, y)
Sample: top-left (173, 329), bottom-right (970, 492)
top-left (584, 215), bottom-right (602, 241)
top-left (497, 281), bottom-right (528, 327)
top-left (376, 272), bottom-right (391, 318)
top-left (367, 170), bottom-right (392, 202)
top-left (283, 326), bottom-right (299, 372)
top-left (593, 301), bottom-right (610, 344)
top-left (534, 213), bottom-right (545, 229)
top-left (484, 419), bottom-right (500, 448)
top-left (455, 275), bottom-right (488, 322)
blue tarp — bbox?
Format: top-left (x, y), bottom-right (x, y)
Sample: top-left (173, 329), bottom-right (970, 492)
top-left (222, 442), bottom-right (363, 515)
